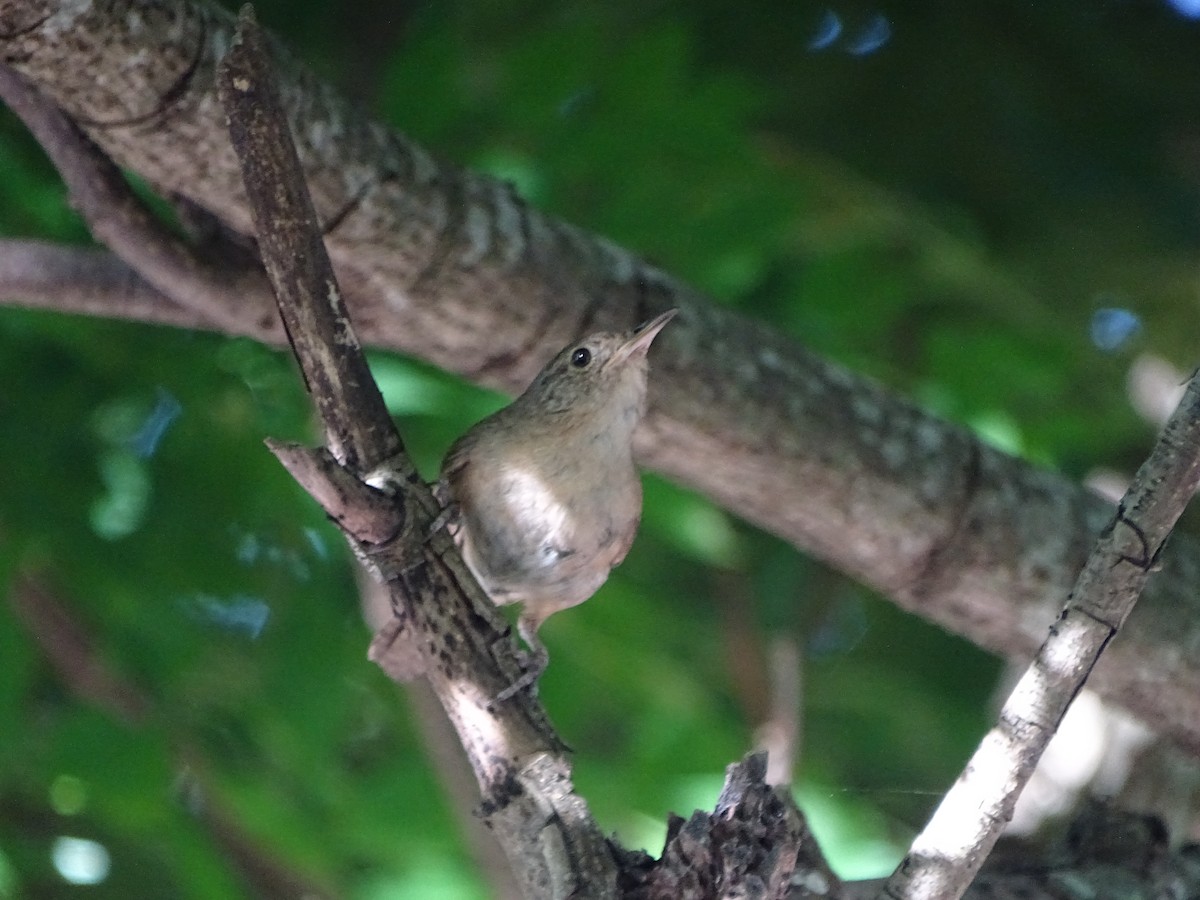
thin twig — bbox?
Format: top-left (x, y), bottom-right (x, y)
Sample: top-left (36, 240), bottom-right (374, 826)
top-left (214, 37), bottom-right (397, 471)
top-left (7, 573), bottom-right (335, 899)
top-left (8, 573), bottom-right (150, 725)
top-left (758, 636), bottom-right (802, 786)
top-left (0, 239), bottom-right (213, 330)
top-left (358, 573), bottom-right (526, 900)
top-left (879, 370), bottom-right (1200, 900)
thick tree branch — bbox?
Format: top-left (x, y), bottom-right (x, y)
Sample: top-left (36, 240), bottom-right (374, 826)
top-left (215, 11), bottom-right (616, 897)
top-left (4, 0), bottom-right (1200, 755)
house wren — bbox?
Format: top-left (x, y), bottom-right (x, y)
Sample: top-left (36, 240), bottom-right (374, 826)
top-left (439, 308), bottom-right (677, 699)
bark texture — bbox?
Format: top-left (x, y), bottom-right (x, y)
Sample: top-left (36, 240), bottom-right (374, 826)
top-left (3, 0), bottom-right (1200, 752)
top-left (215, 16), bottom-right (617, 895)
top-left (881, 371), bottom-right (1200, 900)
top-left (619, 753), bottom-right (841, 899)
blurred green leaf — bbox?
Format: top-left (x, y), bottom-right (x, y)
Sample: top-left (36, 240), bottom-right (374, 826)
top-left (3, 1), bottom-right (1195, 894)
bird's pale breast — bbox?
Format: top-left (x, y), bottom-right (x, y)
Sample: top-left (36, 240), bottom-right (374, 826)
top-left (453, 435), bottom-right (641, 617)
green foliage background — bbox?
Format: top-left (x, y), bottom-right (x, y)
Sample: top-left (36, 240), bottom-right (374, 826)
top-left (2, 1), bottom-right (1198, 896)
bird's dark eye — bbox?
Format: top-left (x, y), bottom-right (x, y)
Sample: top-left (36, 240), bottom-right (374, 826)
top-left (570, 347), bottom-right (592, 368)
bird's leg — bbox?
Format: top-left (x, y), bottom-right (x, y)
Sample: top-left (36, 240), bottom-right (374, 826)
top-left (493, 614), bottom-right (549, 703)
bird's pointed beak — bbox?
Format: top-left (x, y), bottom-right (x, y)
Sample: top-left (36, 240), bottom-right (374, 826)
top-left (615, 308), bottom-right (678, 362)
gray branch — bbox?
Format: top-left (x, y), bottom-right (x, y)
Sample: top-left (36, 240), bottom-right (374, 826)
top-left (215, 11), bottom-right (615, 896)
top-left (881, 371), bottom-right (1200, 900)
top-left (3, 0), bottom-right (1200, 757)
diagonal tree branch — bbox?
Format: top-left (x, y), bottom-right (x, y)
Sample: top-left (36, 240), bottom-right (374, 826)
top-left (215, 10), bottom-right (616, 896)
top-left (3, 0), bottom-right (1200, 755)
top-left (881, 371), bottom-right (1200, 900)
top-left (7, 572), bottom-right (337, 898)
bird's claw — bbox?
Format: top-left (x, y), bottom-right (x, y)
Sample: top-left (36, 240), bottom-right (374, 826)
top-left (490, 629), bottom-right (549, 706)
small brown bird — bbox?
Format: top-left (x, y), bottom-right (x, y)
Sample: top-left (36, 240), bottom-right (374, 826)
top-left (439, 308), bottom-right (677, 698)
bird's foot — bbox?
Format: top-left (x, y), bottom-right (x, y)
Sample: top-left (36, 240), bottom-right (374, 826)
top-left (427, 480), bottom-right (461, 543)
top-left (427, 503), bottom-right (456, 540)
top-left (491, 623), bottom-right (549, 705)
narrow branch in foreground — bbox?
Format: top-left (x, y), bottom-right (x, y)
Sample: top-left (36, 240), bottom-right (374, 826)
top-left (216, 9), bottom-right (618, 897)
top-left (880, 370), bottom-right (1200, 900)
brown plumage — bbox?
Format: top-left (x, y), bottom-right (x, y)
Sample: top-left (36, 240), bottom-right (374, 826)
top-left (439, 309), bottom-right (676, 698)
